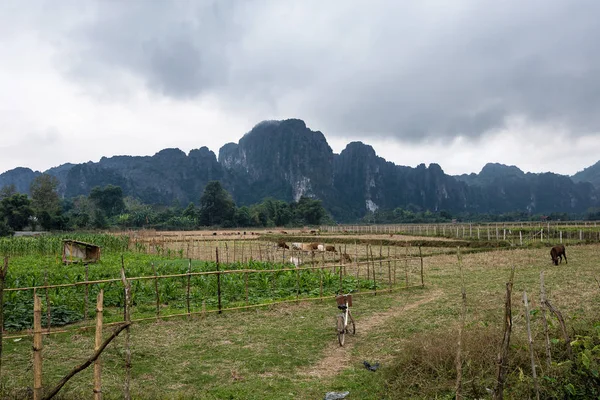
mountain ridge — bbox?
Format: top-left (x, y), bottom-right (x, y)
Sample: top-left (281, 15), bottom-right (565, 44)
top-left (1, 119), bottom-right (599, 221)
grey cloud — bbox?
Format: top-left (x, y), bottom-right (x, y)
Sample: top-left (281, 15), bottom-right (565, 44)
top-left (24, 0), bottom-right (600, 141)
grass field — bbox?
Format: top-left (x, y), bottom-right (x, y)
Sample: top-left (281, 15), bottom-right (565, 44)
top-left (2, 233), bottom-right (600, 399)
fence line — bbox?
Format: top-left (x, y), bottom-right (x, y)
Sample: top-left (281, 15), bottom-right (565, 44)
top-left (4, 257), bottom-right (415, 293)
top-left (1, 250), bottom-right (425, 340)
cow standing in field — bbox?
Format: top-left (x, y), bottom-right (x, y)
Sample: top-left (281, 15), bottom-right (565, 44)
top-left (550, 244), bottom-right (567, 266)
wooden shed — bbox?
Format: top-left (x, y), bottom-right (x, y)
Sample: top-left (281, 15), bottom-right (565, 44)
top-left (62, 240), bottom-right (101, 264)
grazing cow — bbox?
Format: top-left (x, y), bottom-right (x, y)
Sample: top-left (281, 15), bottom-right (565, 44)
top-left (277, 239), bottom-right (289, 249)
top-left (325, 245), bottom-right (337, 253)
top-left (301, 243), bottom-right (315, 251)
top-left (550, 244), bottom-right (567, 266)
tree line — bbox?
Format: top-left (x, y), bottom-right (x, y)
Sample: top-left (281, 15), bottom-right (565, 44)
top-left (362, 206), bottom-right (600, 224)
top-left (0, 176), bottom-right (330, 236)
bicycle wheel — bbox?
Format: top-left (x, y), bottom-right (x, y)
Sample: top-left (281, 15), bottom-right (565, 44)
top-left (346, 311), bottom-right (356, 335)
top-left (336, 314), bottom-right (346, 346)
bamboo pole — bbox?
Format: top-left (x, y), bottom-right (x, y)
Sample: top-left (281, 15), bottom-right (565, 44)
top-left (187, 259), bottom-right (192, 320)
top-left (379, 243), bottom-right (383, 290)
top-left (41, 322), bottom-right (130, 400)
top-left (151, 263), bottom-right (160, 321)
top-left (354, 241), bottom-right (359, 292)
top-left (119, 258), bottom-right (132, 400)
top-left (523, 291), bottom-right (540, 400)
top-left (366, 244), bottom-right (370, 281)
top-left (216, 248), bottom-right (222, 314)
top-left (544, 299), bottom-right (572, 360)
top-left (494, 266), bottom-right (515, 400)
top-left (94, 290), bottom-right (104, 400)
top-left (370, 246), bottom-right (376, 295)
top-left (44, 267), bottom-right (51, 331)
top-left (540, 271), bottom-right (552, 369)
top-left (0, 257), bottom-right (7, 383)
top-left (296, 262), bottom-right (301, 300)
top-left (339, 246), bottom-right (343, 293)
top-left (455, 248), bottom-right (466, 400)
top-left (387, 246), bottom-right (391, 290)
top-left (405, 246), bottom-right (409, 287)
top-left (33, 294), bottom-right (43, 400)
top-left (84, 263), bottom-right (89, 320)
top-left (419, 246), bottom-right (424, 287)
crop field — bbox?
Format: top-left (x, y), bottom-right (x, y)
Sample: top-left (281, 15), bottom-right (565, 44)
top-left (1, 229), bottom-right (600, 399)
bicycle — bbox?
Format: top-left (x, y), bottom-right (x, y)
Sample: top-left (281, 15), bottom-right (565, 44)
top-left (335, 292), bottom-right (356, 346)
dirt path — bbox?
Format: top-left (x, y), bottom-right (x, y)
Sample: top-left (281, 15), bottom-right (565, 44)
top-left (300, 289), bottom-right (443, 379)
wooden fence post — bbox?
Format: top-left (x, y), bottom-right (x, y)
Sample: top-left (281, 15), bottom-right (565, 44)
top-left (540, 271), bottom-right (552, 369)
top-left (151, 263), bottom-right (160, 321)
top-left (119, 258), bottom-right (132, 400)
top-left (216, 248), bottom-right (222, 314)
top-left (493, 266), bottom-right (515, 400)
top-left (33, 294), bottom-right (43, 400)
top-left (370, 246), bottom-right (376, 295)
top-left (0, 257), bottom-right (7, 384)
top-left (455, 247), bottom-right (466, 400)
top-left (544, 300), bottom-right (572, 360)
top-left (94, 290), bottom-right (104, 400)
top-left (84, 263), bottom-right (89, 320)
top-left (187, 259), bottom-right (192, 320)
top-left (419, 246), bottom-right (424, 287)
top-left (44, 267), bottom-right (51, 331)
top-left (523, 291), bottom-right (540, 400)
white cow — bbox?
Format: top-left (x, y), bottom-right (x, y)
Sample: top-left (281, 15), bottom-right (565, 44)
top-left (289, 256), bottom-right (301, 267)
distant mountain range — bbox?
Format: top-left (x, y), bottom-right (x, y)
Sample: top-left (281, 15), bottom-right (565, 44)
top-left (1, 119), bottom-right (599, 221)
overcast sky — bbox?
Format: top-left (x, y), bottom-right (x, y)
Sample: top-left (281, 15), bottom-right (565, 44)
top-left (2, 0), bottom-right (600, 177)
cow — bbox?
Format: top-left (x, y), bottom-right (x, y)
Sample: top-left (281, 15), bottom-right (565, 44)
top-left (550, 244), bottom-right (567, 266)
top-left (290, 256), bottom-right (301, 267)
top-left (277, 238), bottom-right (289, 249)
top-left (325, 245), bottom-right (337, 253)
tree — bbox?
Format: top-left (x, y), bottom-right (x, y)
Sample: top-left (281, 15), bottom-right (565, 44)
top-left (183, 202), bottom-right (198, 220)
top-left (0, 184), bottom-right (17, 200)
top-left (30, 174), bottom-right (62, 230)
top-left (234, 206), bottom-right (253, 227)
top-left (198, 181), bottom-right (236, 226)
top-left (89, 185), bottom-right (125, 218)
top-left (0, 193), bottom-right (34, 231)
top-left (293, 196), bottom-right (326, 226)
top-left (30, 174), bottom-right (60, 214)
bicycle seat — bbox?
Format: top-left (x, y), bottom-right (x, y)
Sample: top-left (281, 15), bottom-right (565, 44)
top-left (337, 304), bottom-right (348, 310)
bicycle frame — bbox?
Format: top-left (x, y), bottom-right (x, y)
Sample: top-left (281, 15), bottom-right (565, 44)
top-left (336, 293), bottom-right (355, 346)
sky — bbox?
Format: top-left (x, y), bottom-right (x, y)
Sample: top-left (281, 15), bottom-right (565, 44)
top-left (2, 0), bottom-right (600, 177)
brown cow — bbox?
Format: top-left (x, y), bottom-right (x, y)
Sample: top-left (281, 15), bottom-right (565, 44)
top-left (325, 245), bottom-right (337, 253)
top-left (277, 238), bottom-right (289, 249)
top-left (550, 244), bottom-right (567, 266)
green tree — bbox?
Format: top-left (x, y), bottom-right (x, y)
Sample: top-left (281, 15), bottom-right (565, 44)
top-left (234, 206), bottom-right (253, 227)
top-left (183, 202), bottom-right (198, 220)
top-left (89, 185), bottom-right (125, 218)
top-left (293, 196), bottom-right (326, 226)
top-left (0, 184), bottom-right (17, 200)
top-left (30, 174), bottom-right (62, 230)
top-left (198, 181), bottom-right (236, 226)
top-left (0, 193), bottom-right (34, 231)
